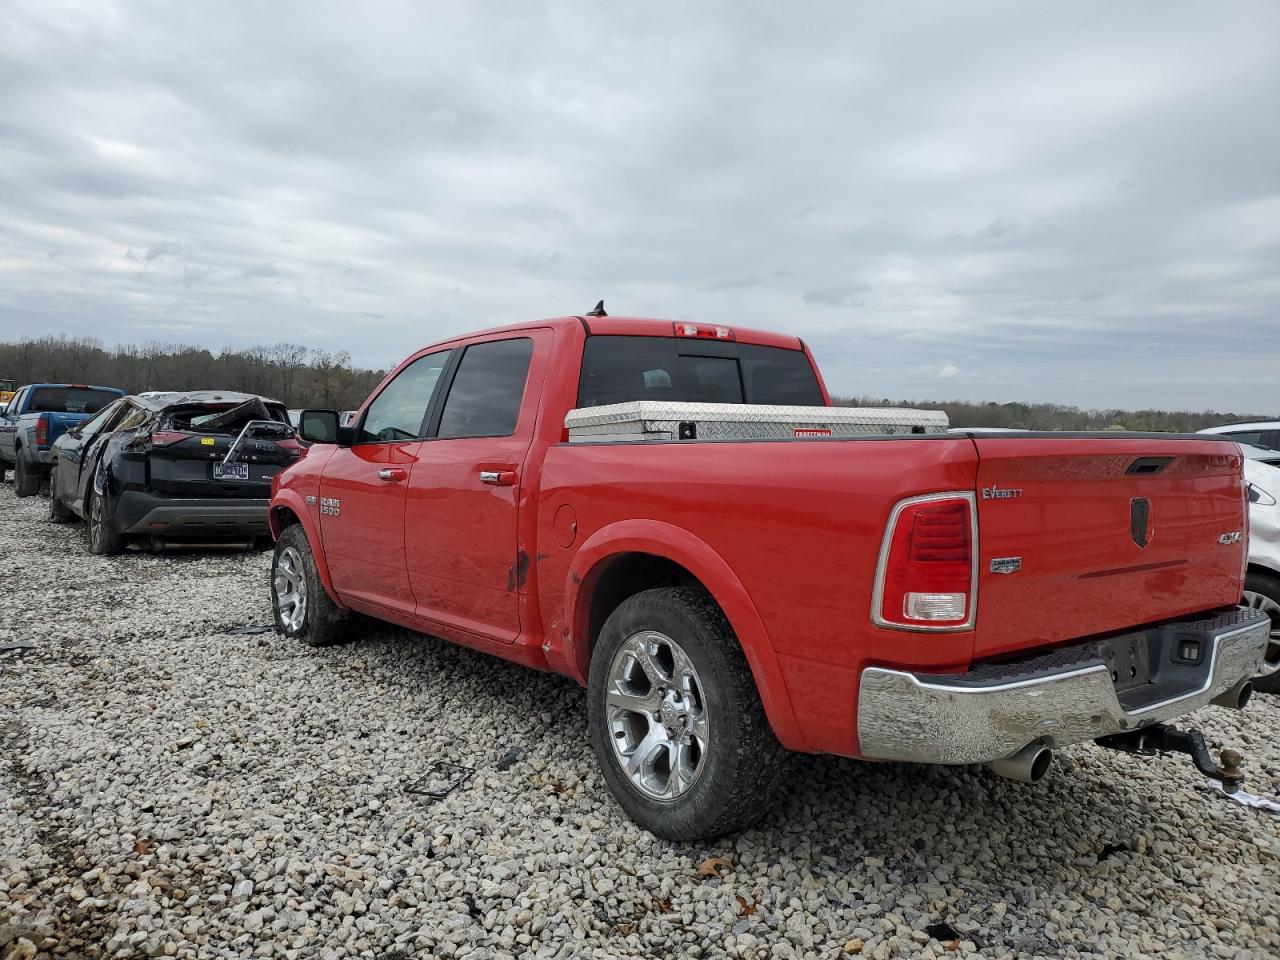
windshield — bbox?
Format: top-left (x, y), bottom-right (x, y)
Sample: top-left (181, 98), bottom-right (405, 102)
top-left (27, 387), bottom-right (119, 414)
top-left (578, 336), bottom-right (823, 408)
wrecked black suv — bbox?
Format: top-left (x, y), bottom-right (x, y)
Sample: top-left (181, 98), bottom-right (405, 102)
top-left (47, 391), bottom-right (302, 554)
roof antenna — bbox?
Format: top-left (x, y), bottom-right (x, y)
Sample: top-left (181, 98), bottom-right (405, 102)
top-left (585, 300), bottom-right (607, 317)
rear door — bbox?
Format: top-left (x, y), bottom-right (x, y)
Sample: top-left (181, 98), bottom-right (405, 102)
top-left (405, 332), bottom-right (546, 643)
top-left (61, 399), bottom-right (130, 511)
top-left (971, 436), bottom-right (1246, 658)
top-left (319, 349), bottom-right (453, 613)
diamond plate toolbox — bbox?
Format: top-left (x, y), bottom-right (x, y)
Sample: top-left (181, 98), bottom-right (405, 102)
top-left (565, 401), bottom-right (949, 442)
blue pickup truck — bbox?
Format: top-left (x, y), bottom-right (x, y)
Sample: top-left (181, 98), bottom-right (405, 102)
top-left (0, 383), bottom-right (125, 497)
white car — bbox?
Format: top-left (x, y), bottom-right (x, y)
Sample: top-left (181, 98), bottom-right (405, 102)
top-left (1200, 420), bottom-right (1280, 452)
top-left (1242, 447), bottom-right (1280, 691)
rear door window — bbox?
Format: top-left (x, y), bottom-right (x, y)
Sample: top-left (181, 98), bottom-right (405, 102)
top-left (77, 400), bottom-right (127, 441)
top-left (436, 338), bottom-right (535, 439)
top-left (27, 387), bottom-right (120, 414)
top-left (577, 336), bottom-right (822, 407)
top-left (358, 349), bottom-right (452, 444)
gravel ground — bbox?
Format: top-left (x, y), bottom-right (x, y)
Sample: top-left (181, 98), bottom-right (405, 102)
top-left (1, 480), bottom-right (1279, 960)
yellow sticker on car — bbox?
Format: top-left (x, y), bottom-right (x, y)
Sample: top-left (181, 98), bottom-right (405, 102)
top-left (201, 437), bottom-right (215, 446)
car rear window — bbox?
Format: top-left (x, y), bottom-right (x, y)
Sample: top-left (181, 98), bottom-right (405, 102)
top-left (164, 403), bottom-right (290, 432)
top-left (26, 387), bottom-right (120, 414)
top-left (577, 336), bottom-right (823, 408)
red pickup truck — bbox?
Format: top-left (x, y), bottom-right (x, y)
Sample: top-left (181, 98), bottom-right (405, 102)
top-left (270, 313), bottom-right (1271, 839)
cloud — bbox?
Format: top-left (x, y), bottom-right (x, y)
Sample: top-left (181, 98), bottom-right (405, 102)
top-left (0, 0), bottom-right (1276, 412)
top-left (937, 363), bottom-right (961, 379)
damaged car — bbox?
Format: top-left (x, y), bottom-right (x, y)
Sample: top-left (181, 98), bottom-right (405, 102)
top-left (48, 391), bottom-right (302, 554)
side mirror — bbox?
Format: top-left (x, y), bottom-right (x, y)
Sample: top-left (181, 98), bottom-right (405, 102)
top-left (298, 409), bottom-right (352, 446)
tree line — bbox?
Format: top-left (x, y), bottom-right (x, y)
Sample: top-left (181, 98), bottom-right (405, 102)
top-left (0, 336), bottom-right (387, 411)
top-left (833, 396), bottom-right (1274, 433)
top-left (2, 334), bottom-right (1270, 430)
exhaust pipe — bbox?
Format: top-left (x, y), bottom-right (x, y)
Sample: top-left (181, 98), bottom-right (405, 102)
top-left (986, 742), bottom-right (1053, 784)
top-left (1210, 679), bottom-right (1253, 711)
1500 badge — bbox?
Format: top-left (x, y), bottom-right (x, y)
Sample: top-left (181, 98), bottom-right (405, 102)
top-left (320, 497), bottom-right (341, 517)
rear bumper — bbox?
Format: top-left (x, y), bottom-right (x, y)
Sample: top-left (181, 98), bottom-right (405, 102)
top-left (113, 491), bottom-right (270, 538)
top-left (857, 607), bottom-right (1272, 765)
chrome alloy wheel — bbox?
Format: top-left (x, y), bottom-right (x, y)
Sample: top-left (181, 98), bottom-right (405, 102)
top-left (605, 630), bottom-right (709, 801)
top-left (1243, 589), bottom-right (1280, 667)
top-left (273, 546), bottom-right (308, 632)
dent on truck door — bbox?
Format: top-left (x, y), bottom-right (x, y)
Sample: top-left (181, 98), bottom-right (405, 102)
top-left (405, 333), bottom-right (545, 643)
top-left (319, 349), bottom-right (453, 613)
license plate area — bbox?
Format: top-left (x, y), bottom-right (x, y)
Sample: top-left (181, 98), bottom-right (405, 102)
top-left (213, 462), bottom-right (250, 481)
top-left (1102, 633), bottom-right (1154, 695)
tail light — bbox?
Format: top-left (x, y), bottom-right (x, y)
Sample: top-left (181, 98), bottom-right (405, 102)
top-left (872, 493), bottom-right (977, 631)
top-left (126, 430), bottom-right (192, 453)
top-left (148, 431), bottom-right (194, 447)
top-left (35, 414), bottom-right (48, 447)
top-left (277, 437), bottom-right (306, 460)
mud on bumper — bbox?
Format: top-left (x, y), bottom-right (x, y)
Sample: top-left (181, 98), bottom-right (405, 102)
top-left (857, 607), bottom-right (1272, 766)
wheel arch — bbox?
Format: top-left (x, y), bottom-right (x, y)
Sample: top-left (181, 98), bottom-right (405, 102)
top-left (269, 495), bottom-right (345, 608)
top-left (564, 519), bottom-right (810, 752)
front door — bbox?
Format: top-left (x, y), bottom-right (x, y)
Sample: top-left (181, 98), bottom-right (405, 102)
top-left (320, 349), bottom-right (453, 613)
top-left (405, 333), bottom-right (545, 643)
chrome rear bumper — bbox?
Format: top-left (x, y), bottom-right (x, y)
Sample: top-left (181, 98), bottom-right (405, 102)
top-left (857, 607), bottom-right (1271, 766)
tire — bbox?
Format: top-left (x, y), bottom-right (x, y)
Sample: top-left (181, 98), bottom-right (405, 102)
top-left (0, 459), bottom-right (7, 484)
top-left (587, 587), bottom-right (789, 841)
top-left (47, 469), bottom-right (74, 523)
top-left (271, 524), bottom-right (350, 647)
top-left (13, 448), bottom-right (41, 498)
top-left (86, 488), bottom-right (123, 555)
top-left (1244, 570), bottom-right (1280, 694)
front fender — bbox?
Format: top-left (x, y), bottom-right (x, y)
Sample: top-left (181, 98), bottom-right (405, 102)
top-left (563, 519), bottom-right (810, 753)
top-left (270, 492), bottom-right (345, 609)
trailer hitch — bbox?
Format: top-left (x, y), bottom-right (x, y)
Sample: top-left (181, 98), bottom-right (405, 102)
top-left (1096, 724), bottom-right (1245, 794)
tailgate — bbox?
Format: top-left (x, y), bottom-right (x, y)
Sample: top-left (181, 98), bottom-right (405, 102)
top-left (148, 433), bottom-right (294, 498)
top-left (42, 413), bottom-right (85, 447)
top-left (971, 436), bottom-right (1246, 658)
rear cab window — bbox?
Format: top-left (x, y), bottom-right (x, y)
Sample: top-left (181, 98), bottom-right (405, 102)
top-left (577, 336), bottom-right (823, 408)
top-left (27, 387), bottom-right (120, 414)
top-left (436, 338), bottom-right (535, 439)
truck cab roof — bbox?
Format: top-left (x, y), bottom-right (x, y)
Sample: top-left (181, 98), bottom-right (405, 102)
top-left (428, 315), bottom-right (806, 352)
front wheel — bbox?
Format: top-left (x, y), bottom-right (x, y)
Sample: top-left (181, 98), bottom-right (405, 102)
top-left (86, 489), bottom-right (123, 555)
top-left (13, 448), bottom-right (41, 498)
top-left (1244, 571), bottom-right (1280, 693)
top-left (271, 524), bottom-right (350, 647)
top-left (587, 587), bottom-right (789, 841)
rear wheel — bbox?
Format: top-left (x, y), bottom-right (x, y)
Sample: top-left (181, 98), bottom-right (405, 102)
top-left (47, 468), bottom-right (74, 523)
top-left (587, 587), bottom-right (789, 841)
top-left (272, 524), bottom-right (350, 646)
top-left (13, 448), bottom-right (41, 498)
top-left (86, 489), bottom-right (123, 555)
top-left (1244, 571), bottom-right (1280, 693)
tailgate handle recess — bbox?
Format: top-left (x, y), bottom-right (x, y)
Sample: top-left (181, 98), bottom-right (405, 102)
top-left (1126, 456), bottom-right (1174, 476)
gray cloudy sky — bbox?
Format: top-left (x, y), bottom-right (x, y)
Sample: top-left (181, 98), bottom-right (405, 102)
top-left (1, 1), bottom-right (1277, 411)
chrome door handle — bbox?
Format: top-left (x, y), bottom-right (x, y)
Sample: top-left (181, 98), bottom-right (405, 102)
top-left (479, 470), bottom-right (517, 486)
top-left (378, 468), bottom-right (406, 482)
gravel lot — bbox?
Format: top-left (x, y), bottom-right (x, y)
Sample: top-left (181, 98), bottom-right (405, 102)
top-left (1, 480), bottom-right (1279, 959)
